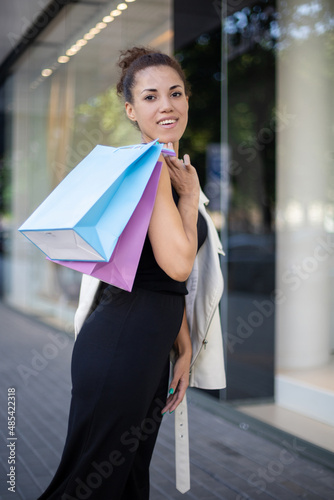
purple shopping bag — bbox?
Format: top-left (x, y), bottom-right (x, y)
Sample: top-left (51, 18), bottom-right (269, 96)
top-left (48, 161), bottom-right (162, 291)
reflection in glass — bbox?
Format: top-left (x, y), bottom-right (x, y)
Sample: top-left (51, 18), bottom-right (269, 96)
top-left (224, 1), bottom-right (277, 399)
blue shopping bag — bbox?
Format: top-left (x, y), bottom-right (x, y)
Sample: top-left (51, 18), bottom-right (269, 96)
top-left (19, 140), bottom-right (169, 262)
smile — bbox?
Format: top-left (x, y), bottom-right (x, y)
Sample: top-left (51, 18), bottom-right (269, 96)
top-left (157, 119), bottom-right (178, 127)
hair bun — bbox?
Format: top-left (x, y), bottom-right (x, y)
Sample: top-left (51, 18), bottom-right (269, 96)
top-left (117, 46), bottom-right (156, 97)
top-left (118, 46), bottom-right (155, 71)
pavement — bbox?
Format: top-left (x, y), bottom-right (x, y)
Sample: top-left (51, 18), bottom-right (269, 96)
top-left (1, 301), bottom-right (334, 500)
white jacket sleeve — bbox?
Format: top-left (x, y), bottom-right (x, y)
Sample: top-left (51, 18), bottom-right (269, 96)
top-left (74, 275), bottom-right (100, 339)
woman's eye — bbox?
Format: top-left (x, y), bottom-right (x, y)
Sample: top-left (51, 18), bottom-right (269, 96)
top-left (171, 92), bottom-right (182, 98)
top-left (144, 95), bottom-right (156, 101)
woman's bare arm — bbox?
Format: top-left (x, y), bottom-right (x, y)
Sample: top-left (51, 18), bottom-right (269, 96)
top-left (148, 153), bottom-right (200, 282)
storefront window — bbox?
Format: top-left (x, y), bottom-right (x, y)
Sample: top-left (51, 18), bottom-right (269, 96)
top-left (3, 0), bottom-right (172, 330)
top-left (223, 0), bottom-right (277, 399)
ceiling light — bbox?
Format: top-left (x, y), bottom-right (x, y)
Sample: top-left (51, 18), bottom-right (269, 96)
top-left (58, 55), bottom-right (70, 63)
top-left (76, 39), bottom-right (87, 46)
top-left (66, 48), bottom-right (77, 56)
top-left (71, 44), bottom-right (81, 52)
top-left (35, 0), bottom-right (134, 84)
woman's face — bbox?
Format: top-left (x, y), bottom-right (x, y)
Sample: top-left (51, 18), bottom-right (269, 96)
top-left (125, 65), bottom-right (189, 147)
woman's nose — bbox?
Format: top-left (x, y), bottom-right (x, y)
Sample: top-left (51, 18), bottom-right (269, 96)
top-left (159, 97), bottom-right (173, 112)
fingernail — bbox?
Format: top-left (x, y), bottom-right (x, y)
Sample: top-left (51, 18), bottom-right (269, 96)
top-left (169, 410), bottom-right (174, 414)
top-left (169, 388), bottom-right (174, 395)
top-left (162, 411), bottom-right (167, 416)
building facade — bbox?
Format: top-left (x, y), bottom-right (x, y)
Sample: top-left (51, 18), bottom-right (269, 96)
top-left (0, 0), bottom-right (333, 452)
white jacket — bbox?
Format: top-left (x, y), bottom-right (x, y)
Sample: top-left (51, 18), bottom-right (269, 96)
top-left (186, 190), bottom-right (226, 390)
top-left (73, 189), bottom-right (226, 493)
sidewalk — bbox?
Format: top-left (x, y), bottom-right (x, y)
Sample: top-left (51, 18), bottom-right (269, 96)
top-left (0, 301), bottom-right (334, 500)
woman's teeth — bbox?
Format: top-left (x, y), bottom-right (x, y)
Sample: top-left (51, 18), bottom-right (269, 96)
top-left (159, 119), bottom-right (176, 125)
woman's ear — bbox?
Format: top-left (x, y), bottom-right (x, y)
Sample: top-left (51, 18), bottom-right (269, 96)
top-left (125, 102), bottom-right (137, 122)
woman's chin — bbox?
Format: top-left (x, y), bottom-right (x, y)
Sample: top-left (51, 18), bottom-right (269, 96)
top-left (141, 129), bottom-right (184, 146)
top-left (157, 132), bottom-right (182, 145)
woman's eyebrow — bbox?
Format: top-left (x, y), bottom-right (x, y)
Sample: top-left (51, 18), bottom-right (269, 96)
top-left (141, 84), bottom-right (182, 94)
top-left (141, 88), bottom-right (157, 93)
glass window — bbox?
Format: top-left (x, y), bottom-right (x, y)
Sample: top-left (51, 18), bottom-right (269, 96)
top-left (223, 1), bottom-right (277, 399)
top-left (3, 0), bottom-right (172, 331)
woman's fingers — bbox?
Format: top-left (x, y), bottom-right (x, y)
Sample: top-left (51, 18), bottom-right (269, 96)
top-left (163, 151), bottom-right (199, 197)
top-left (161, 381), bottom-right (188, 415)
top-left (162, 143), bottom-right (187, 170)
top-left (161, 361), bottom-right (190, 415)
top-left (183, 154), bottom-right (190, 166)
top-left (164, 154), bottom-right (185, 170)
top-left (169, 384), bottom-right (187, 413)
top-left (161, 391), bottom-right (179, 415)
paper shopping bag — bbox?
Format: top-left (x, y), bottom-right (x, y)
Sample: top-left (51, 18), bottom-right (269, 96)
top-left (47, 161), bottom-right (162, 291)
top-left (19, 140), bottom-right (171, 262)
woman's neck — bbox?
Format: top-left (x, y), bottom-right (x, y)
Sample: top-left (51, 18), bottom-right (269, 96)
top-left (172, 142), bottom-right (179, 157)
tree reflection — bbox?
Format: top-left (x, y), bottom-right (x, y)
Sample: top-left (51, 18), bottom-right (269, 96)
top-left (226, 2), bottom-right (277, 234)
top-left (71, 87), bottom-right (140, 169)
top-left (175, 29), bottom-right (222, 188)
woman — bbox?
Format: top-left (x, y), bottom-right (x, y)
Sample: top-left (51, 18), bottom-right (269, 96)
top-left (37, 46), bottom-right (225, 500)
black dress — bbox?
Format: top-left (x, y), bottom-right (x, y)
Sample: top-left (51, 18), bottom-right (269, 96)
top-left (37, 192), bottom-right (207, 500)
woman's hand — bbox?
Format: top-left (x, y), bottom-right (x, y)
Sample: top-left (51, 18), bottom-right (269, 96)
top-left (161, 352), bottom-right (191, 415)
top-left (163, 142), bottom-right (200, 199)
top-left (161, 306), bottom-right (192, 415)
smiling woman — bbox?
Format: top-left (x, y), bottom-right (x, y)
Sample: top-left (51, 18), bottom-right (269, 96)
top-left (36, 46), bottom-right (225, 500)
top-left (117, 48), bottom-right (199, 282)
